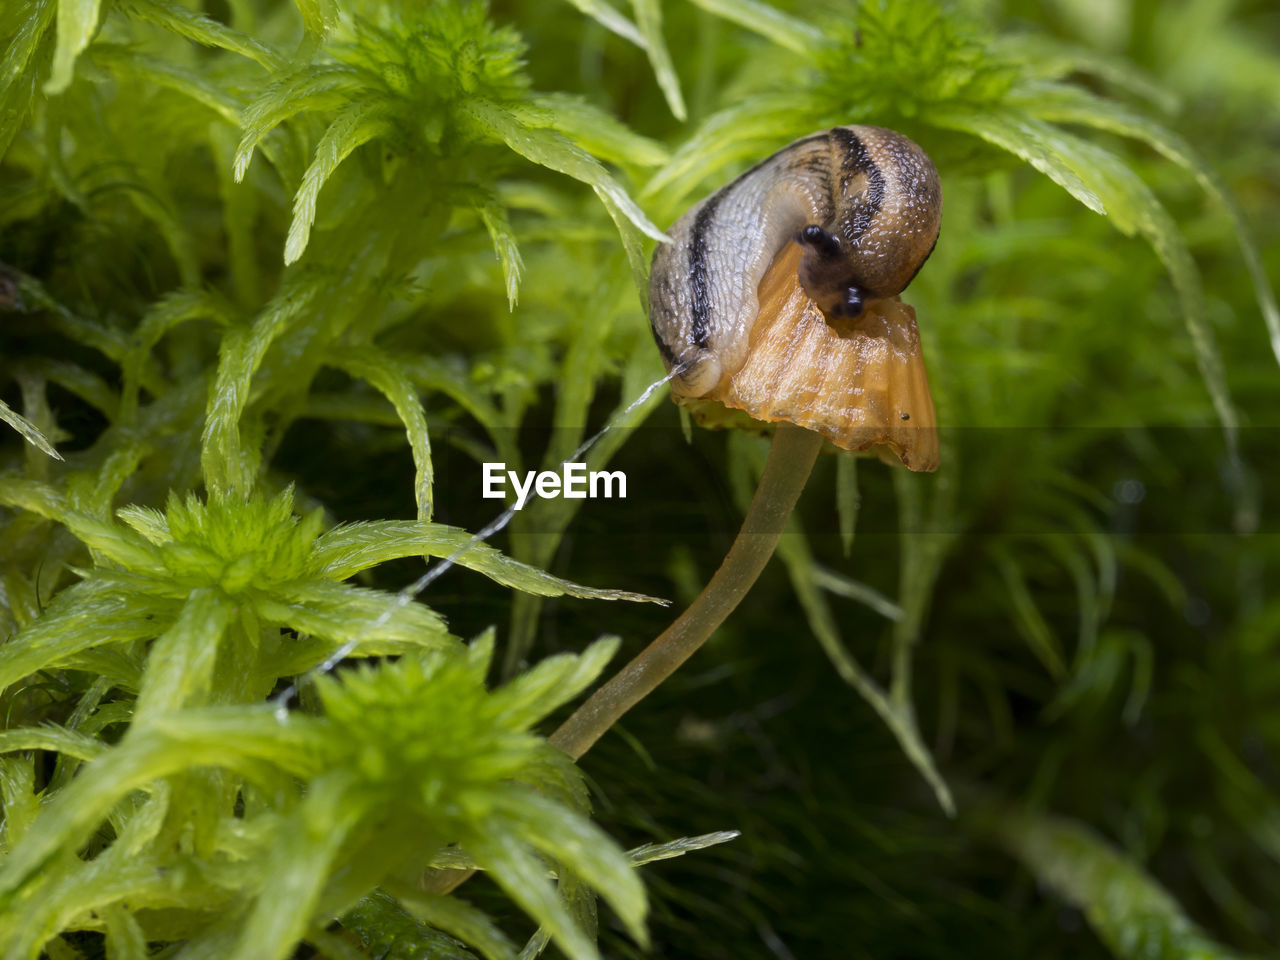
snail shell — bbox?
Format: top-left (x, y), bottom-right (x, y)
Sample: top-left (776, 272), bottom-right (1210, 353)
top-left (649, 126), bottom-right (941, 399)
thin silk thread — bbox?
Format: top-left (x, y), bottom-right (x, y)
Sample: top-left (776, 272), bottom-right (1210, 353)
top-left (272, 364), bottom-right (686, 720)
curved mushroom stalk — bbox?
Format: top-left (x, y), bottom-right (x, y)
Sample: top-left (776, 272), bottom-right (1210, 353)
top-left (551, 418), bottom-right (824, 759)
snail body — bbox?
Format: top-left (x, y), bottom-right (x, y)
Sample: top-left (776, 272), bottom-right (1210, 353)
top-left (649, 126), bottom-right (942, 400)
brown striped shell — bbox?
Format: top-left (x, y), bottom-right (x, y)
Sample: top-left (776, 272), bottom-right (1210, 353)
top-left (649, 126), bottom-right (941, 402)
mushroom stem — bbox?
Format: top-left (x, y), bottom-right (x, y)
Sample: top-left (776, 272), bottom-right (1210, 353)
top-left (425, 424), bottom-right (822, 896)
top-left (549, 420), bottom-right (825, 760)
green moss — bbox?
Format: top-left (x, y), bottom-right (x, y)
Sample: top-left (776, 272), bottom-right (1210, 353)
top-left (1, 0), bottom-right (1278, 958)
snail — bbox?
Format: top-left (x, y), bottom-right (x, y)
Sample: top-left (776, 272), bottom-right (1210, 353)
top-left (648, 126), bottom-right (942, 470)
top-left (650, 125), bottom-right (941, 397)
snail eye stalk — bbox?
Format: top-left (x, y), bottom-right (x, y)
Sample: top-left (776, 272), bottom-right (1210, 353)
top-left (798, 224), bottom-right (843, 258)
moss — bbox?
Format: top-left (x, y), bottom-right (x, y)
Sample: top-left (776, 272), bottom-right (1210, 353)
top-left (1, 0), bottom-right (1277, 958)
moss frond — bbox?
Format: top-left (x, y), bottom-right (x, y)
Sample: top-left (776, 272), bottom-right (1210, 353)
top-left (0, 638), bottom-right (640, 960)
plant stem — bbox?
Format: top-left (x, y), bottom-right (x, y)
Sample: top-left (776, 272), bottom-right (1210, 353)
top-left (426, 418), bottom-right (823, 897)
top-left (549, 421), bottom-right (824, 760)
